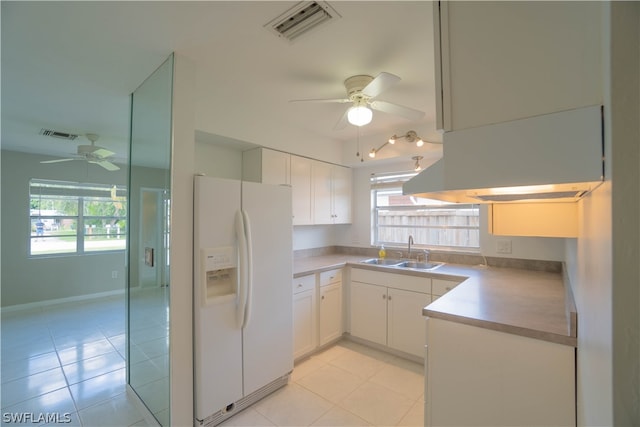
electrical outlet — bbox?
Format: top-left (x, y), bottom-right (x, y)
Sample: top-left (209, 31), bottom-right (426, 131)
top-left (496, 240), bottom-right (512, 254)
top-left (111, 270), bottom-right (118, 279)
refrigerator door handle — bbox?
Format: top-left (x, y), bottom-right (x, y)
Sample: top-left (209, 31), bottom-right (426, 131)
top-left (235, 210), bottom-right (248, 329)
top-left (241, 209), bottom-right (253, 328)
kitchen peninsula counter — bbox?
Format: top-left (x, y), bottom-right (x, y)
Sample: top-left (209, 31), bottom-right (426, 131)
top-left (294, 255), bottom-right (577, 347)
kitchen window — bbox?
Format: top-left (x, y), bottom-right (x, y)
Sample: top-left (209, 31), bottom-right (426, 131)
top-left (29, 179), bottom-right (127, 256)
top-left (371, 172), bottom-right (479, 251)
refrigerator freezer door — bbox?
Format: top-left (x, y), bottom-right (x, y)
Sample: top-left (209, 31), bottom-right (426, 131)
top-left (241, 181), bottom-right (293, 396)
top-left (194, 176), bottom-right (243, 419)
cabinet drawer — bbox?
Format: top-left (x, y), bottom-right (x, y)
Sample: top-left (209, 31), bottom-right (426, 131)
top-left (319, 269), bottom-right (342, 287)
top-left (432, 278), bottom-right (460, 297)
top-left (293, 275), bottom-right (316, 294)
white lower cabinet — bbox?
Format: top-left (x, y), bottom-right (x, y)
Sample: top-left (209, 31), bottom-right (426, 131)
top-left (425, 317), bottom-right (576, 427)
top-left (387, 288), bottom-right (432, 358)
top-left (293, 269), bottom-right (344, 360)
top-left (349, 268), bottom-right (456, 359)
top-left (292, 275), bottom-right (316, 360)
top-left (318, 268), bottom-right (343, 346)
top-left (350, 281), bottom-right (388, 346)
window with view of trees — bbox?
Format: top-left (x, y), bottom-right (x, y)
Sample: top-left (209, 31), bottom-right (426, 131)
top-left (371, 172), bottom-right (479, 251)
top-left (29, 179), bottom-right (127, 256)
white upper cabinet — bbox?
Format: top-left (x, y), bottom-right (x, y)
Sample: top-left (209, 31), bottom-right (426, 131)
top-left (312, 161), bottom-right (352, 225)
top-left (291, 155), bottom-right (313, 225)
top-left (261, 149), bottom-right (291, 186)
top-left (243, 149), bottom-right (351, 226)
top-left (331, 165), bottom-right (352, 224)
top-left (242, 148), bottom-right (290, 186)
top-left (435, 1), bottom-right (603, 131)
top-left (312, 160), bottom-right (333, 224)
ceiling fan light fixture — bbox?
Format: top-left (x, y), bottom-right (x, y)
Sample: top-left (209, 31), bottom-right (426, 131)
top-left (369, 148), bottom-right (377, 158)
top-left (416, 138), bottom-right (424, 147)
top-left (388, 135), bottom-right (397, 144)
top-left (347, 105), bottom-right (372, 127)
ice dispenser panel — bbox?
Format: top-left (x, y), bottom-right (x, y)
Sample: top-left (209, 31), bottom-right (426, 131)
top-left (201, 247), bottom-right (237, 304)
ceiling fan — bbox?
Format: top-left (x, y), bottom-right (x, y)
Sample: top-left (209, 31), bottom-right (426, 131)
top-left (290, 72), bottom-right (426, 129)
top-left (40, 133), bottom-right (120, 171)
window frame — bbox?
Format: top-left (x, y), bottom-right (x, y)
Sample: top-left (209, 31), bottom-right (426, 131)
top-left (29, 179), bottom-right (127, 257)
top-left (371, 172), bottom-right (480, 252)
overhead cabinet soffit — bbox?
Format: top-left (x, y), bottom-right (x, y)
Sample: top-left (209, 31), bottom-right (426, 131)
top-left (403, 105), bottom-right (604, 203)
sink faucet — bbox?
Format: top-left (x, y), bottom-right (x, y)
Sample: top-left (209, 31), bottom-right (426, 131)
top-left (407, 235), bottom-right (414, 259)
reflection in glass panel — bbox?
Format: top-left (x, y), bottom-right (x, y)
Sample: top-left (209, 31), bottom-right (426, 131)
top-left (127, 54), bottom-right (173, 426)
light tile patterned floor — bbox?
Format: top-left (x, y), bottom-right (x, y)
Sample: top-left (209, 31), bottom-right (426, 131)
top-left (221, 341), bottom-right (425, 427)
top-left (2, 295), bottom-right (424, 427)
top-left (1, 296), bottom-right (158, 427)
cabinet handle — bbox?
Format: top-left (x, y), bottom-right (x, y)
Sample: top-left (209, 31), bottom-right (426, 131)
top-left (297, 284), bottom-right (303, 288)
top-left (388, 295), bottom-right (392, 301)
top-left (382, 294), bottom-right (386, 299)
top-left (321, 295), bottom-right (325, 300)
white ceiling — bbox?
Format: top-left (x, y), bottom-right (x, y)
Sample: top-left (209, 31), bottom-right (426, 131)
top-left (1, 1), bottom-right (442, 169)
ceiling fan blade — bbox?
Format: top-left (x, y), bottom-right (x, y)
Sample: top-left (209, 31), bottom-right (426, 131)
top-left (370, 100), bottom-right (425, 121)
top-left (89, 160), bottom-right (120, 171)
top-left (289, 98), bottom-right (350, 104)
top-left (333, 106), bottom-right (350, 131)
top-left (40, 158), bottom-right (76, 164)
top-left (362, 72), bottom-right (401, 98)
top-left (92, 148), bottom-right (115, 158)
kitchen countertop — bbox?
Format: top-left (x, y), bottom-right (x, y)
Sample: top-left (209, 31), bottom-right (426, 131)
top-left (294, 254), bottom-right (577, 347)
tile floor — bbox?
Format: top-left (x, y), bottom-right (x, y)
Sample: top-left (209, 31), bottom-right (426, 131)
top-left (1, 295), bottom-right (158, 427)
top-left (221, 341), bottom-right (424, 427)
top-left (2, 295), bottom-right (424, 427)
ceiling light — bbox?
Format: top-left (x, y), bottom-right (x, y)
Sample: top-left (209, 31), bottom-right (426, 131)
top-left (347, 105), bottom-right (373, 127)
top-left (412, 156), bottom-right (423, 172)
top-left (365, 130), bottom-right (433, 159)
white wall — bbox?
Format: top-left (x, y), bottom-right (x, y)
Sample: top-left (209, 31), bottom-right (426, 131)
top-left (337, 159), bottom-right (567, 261)
top-left (565, 3), bottom-right (640, 425)
top-left (194, 140), bottom-right (243, 180)
top-left (1, 150), bottom-right (127, 307)
top-left (169, 53), bottom-right (196, 427)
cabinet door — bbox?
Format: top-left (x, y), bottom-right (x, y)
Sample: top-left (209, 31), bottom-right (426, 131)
top-left (312, 160), bottom-right (333, 224)
top-left (435, 1), bottom-right (602, 131)
top-left (290, 155), bottom-right (313, 225)
top-left (331, 165), bottom-right (352, 224)
top-left (387, 288), bottom-right (431, 357)
top-left (350, 281), bottom-right (387, 346)
top-left (319, 282), bottom-right (343, 346)
top-left (293, 288), bottom-right (316, 360)
top-left (261, 149), bottom-right (290, 186)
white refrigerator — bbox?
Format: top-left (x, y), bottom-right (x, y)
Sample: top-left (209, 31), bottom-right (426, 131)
top-left (193, 175), bottom-right (293, 426)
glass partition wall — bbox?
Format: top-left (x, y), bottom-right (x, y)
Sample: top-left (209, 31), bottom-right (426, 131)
top-left (128, 54), bottom-right (173, 425)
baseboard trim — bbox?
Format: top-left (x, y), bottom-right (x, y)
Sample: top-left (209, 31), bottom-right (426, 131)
top-left (1, 289), bottom-right (125, 313)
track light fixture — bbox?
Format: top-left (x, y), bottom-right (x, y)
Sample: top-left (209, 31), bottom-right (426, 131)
top-left (412, 156), bottom-right (423, 171)
top-left (368, 130), bottom-right (428, 158)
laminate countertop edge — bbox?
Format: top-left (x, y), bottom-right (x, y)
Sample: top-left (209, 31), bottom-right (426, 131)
top-left (293, 255), bottom-right (577, 347)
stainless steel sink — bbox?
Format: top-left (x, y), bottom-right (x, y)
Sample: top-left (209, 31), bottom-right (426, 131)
top-left (360, 258), bottom-right (405, 266)
top-left (360, 258), bottom-right (444, 270)
top-left (397, 261), bottom-right (443, 270)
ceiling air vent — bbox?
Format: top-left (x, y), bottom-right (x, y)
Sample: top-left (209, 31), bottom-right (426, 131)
top-left (265, 1), bottom-right (340, 42)
top-left (40, 129), bottom-right (79, 140)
